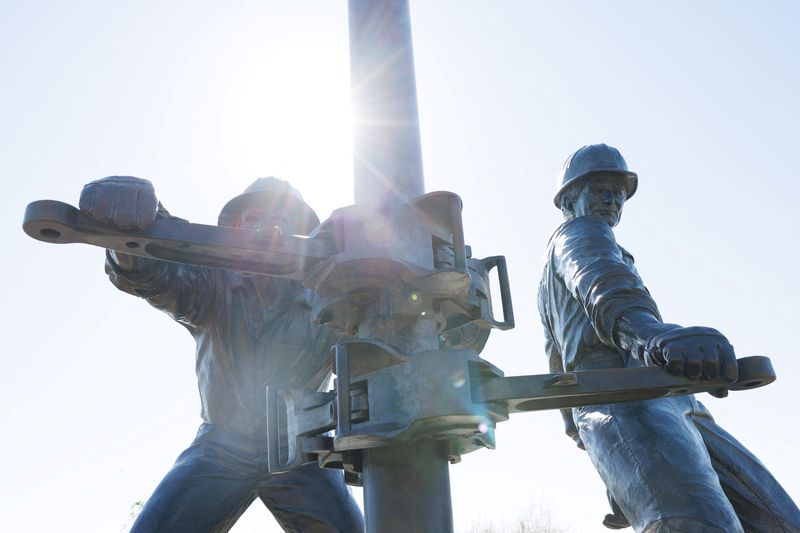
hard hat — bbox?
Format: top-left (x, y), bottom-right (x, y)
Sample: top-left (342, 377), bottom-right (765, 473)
top-left (554, 144), bottom-right (638, 207)
top-left (218, 177), bottom-right (320, 234)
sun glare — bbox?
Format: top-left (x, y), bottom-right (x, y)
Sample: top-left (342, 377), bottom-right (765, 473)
top-left (219, 44), bottom-right (354, 218)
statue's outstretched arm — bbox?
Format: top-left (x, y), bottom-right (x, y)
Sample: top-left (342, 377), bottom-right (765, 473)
top-left (553, 216), bottom-right (737, 384)
top-left (81, 176), bottom-right (218, 326)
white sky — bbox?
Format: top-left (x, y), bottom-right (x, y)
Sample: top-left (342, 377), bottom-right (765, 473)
top-left (2, 1), bottom-right (799, 532)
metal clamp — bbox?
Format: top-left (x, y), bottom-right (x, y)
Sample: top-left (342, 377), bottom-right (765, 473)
top-left (481, 255), bottom-right (515, 330)
top-left (335, 343), bottom-right (352, 436)
top-left (265, 387), bottom-right (336, 474)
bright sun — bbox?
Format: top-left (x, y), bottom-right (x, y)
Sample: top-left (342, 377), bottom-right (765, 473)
top-left (219, 44), bottom-right (355, 220)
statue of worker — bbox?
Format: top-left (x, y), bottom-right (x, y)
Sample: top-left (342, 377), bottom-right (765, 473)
top-left (79, 176), bottom-right (364, 532)
top-left (537, 144), bottom-right (800, 532)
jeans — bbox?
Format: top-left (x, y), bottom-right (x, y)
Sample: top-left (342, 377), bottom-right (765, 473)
top-left (130, 423), bottom-right (364, 533)
top-left (575, 396), bottom-right (800, 532)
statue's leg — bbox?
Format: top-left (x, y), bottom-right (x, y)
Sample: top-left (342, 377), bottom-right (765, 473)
top-left (690, 400), bottom-right (800, 533)
top-left (574, 396), bottom-right (743, 533)
top-left (257, 463), bottom-right (365, 533)
top-left (603, 488), bottom-right (631, 529)
top-left (639, 517), bottom-right (737, 532)
top-left (130, 424), bottom-right (259, 533)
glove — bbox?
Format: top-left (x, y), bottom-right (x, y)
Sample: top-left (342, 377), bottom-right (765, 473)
top-left (79, 176), bottom-right (158, 230)
top-left (643, 324), bottom-right (738, 385)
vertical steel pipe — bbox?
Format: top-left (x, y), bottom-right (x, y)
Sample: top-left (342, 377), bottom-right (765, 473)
top-left (349, 0), bottom-right (425, 205)
top-left (362, 440), bottom-right (454, 532)
top-left (348, 1), bottom-right (453, 531)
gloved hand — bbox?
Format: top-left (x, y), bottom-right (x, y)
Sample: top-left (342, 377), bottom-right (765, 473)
top-left (638, 323), bottom-right (738, 386)
top-left (79, 176), bottom-right (158, 230)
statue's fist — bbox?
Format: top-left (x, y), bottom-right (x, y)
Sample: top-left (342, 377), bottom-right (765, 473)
top-left (643, 325), bottom-right (738, 384)
top-left (79, 176), bottom-right (158, 230)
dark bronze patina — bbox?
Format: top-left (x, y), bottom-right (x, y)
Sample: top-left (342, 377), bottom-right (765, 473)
top-left (72, 175), bottom-right (364, 532)
top-left (22, 158), bottom-right (785, 533)
top-left (19, 2), bottom-right (793, 531)
top-left (539, 143), bottom-right (800, 531)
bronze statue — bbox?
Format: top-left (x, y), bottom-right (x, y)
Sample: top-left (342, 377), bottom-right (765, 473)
top-left (79, 175), bottom-right (364, 532)
top-left (537, 144), bottom-right (800, 532)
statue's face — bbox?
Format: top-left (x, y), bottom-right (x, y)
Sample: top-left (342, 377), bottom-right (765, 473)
top-left (573, 175), bottom-right (627, 226)
top-left (238, 204), bottom-right (291, 232)
top-left (235, 204), bottom-right (294, 280)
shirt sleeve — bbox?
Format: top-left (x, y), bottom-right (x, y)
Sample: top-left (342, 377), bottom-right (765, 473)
top-left (105, 250), bottom-right (221, 327)
top-left (552, 216), bottom-right (661, 350)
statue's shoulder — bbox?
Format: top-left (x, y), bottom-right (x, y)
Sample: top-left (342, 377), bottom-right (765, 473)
top-left (552, 215), bottom-right (614, 244)
top-left (542, 217), bottom-right (607, 267)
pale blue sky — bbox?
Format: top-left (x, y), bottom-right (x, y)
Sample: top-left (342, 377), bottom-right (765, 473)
top-left (2, 2), bottom-right (798, 531)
